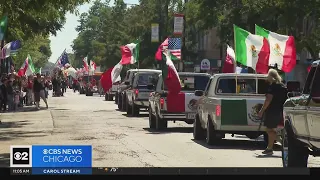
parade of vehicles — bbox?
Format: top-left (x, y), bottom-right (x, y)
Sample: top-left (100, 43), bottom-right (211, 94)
top-left (125, 70), bottom-right (161, 116)
top-left (79, 72), bottom-right (103, 96)
top-left (192, 73), bottom-right (284, 145)
top-left (148, 72), bottom-right (211, 130)
top-left (282, 60), bottom-right (320, 167)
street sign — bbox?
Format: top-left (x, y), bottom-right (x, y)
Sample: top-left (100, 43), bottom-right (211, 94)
top-left (151, 23), bottom-right (159, 42)
top-left (200, 59), bottom-right (210, 70)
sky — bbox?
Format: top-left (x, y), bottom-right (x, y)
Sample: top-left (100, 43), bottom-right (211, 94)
top-left (48, 0), bottom-right (139, 63)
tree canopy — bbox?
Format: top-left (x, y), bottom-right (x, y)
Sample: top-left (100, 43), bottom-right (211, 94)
top-left (72, 0), bottom-right (320, 70)
top-left (0, 0), bottom-right (89, 70)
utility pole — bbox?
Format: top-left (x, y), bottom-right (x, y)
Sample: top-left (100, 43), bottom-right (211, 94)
top-left (181, 0), bottom-right (188, 72)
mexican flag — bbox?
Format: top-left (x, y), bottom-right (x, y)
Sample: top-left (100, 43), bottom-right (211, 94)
top-left (0, 16), bottom-right (8, 40)
top-left (255, 24), bottom-right (296, 73)
top-left (100, 62), bottom-right (122, 92)
top-left (234, 25), bottom-right (270, 74)
top-left (18, 54), bottom-right (35, 76)
top-left (161, 50), bottom-right (181, 94)
top-left (35, 67), bottom-right (42, 74)
top-left (83, 56), bottom-right (89, 71)
top-left (220, 99), bottom-right (284, 127)
top-left (120, 40), bottom-right (140, 65)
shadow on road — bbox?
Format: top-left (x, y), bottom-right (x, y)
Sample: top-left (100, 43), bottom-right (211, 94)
top-left (15, 106), bottom-right (48, 112)
top-left (0, 130), bottom-right (48, 141)
top-left (122, 114), bottom-right (149, 118)
top-left (143, 127), bottom-right (193, 134)
top-left (0, 120), bottom-right (31, 129)
top-left (255, 154), bottom-right (282, 159)
top-left (0, 153), bottom-right (10, 167)
top-left (192, 138), bottom-right (282, 151)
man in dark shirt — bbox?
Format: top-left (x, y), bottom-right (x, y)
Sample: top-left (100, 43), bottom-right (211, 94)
top-left (258, 69), bottom-right (287, 155)
top-left (33, 73), bottom-right (48, 110)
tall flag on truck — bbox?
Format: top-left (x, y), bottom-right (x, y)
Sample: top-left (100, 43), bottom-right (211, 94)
top-left (155, 38), bottom-right (181, 61)
top-left (0, 16), bottom-right (8, 40)
top-left (234, 25), bottom-right (270, 74)
top-left (255, 25), bottom-right (296, 73)
top-left (222, 45), bottom-right (236, 73)
top-left (161, 49), bottom-right (181, 94)
top-left (100, 61), bottom-right (122, 92)
top-left (120, 40), bottom-right (140, 65)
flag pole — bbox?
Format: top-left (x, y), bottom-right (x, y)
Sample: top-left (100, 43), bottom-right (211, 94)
top-left (233, 24), bottom-right (238, 94)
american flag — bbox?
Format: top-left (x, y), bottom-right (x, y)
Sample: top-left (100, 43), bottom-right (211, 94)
top-left (162, 38), bottom-right (181, 60)
top-left (168, 38), bottom-right (181, 60)
top-left (60, 51), bottom-right (69, 66)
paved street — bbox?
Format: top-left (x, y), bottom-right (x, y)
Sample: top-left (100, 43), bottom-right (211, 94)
top-left (0, 89), bottom-right (319, 167)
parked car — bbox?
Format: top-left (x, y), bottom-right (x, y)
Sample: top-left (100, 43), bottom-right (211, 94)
top-left (282, 60), bottom-right (320, 167)
top-left (148, 72), bottom-right (211, 130)
top-left (125, 70), bottom-right (161, 116)
top-left (193, 73), bottom-right (284, 145)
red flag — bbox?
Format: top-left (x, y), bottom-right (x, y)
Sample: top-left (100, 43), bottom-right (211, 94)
top-left (222, 45), bottom-right (236, 73)
top-left (100, 62), bottom-right (122, 92)
top-left (155, 38), bottom-right (169, 60)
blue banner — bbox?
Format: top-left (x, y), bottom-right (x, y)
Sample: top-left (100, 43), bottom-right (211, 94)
top-left (32, 168), bottom-right (92, 175)
top-left (32, 145), bottom-right (92, 168)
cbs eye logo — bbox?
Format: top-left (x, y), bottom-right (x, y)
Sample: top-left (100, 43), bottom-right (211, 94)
top-left (10, 145), bottom-right (32, 167)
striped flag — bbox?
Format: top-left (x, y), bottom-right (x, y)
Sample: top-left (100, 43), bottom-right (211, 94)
top-left (167, 38), bottom-right (181, 60)
top-left (155, 38), bottom-right (181, 61)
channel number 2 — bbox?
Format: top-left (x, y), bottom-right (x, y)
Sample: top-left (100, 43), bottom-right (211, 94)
top-left (14, 152), bottom-right (28, 160)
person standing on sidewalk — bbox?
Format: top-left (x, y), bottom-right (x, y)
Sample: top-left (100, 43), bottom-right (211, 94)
top-left (258, 69), bottom-right (287, 155)
top-left (7, 80), bottom-right (14, 112)
top-left (33, 73), bottom-right (48, 110)
top-left (0, 78), bottom-right (8, 112)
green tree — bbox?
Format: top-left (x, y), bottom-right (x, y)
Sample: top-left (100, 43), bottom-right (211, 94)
top-left (14, 35), bottom-right (52, 69)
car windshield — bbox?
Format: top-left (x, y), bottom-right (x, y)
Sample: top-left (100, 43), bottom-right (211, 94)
top-left (163, 75), bottom-right (210, 91)
top-left (134, 73), bottom-right (159, 88)
top-left (216, 77), bottom-right (268, 95)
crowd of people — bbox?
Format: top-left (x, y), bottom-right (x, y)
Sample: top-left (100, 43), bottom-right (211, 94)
top-left (0, 72), bottom-right (51, 115)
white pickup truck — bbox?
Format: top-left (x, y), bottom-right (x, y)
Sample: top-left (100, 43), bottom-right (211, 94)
top-left (193, 73), bottom-right (284, 145)
top-left (148, 72), bottom-right (211, 130)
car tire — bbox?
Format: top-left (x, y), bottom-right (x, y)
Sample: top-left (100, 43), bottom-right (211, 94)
top-left (155, 109), bottom-right (167, 130)
top-left (121, 94), bottom-right (126, 111)
top-left (115, 93), bottom-right (118, 104)
top-left (282, 124), bottom-right (309, 167)
top-left (126, 100), bottom-right (132, 115)
top-left (108, 94), bottom-right (113, 101)
top-left (132, 103), bottom-right (139, 117)
top-left (118, 95), bottom-right (122, 110)
top-left (206, 118), bottom-right (219, 145)
top-left (148, 106), bottom-right (156, 129)
top-left (193, 115), bottom-right (206, 140)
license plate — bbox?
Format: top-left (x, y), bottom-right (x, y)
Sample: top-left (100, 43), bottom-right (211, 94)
top-left (187, 113), bottom-right (196, 119)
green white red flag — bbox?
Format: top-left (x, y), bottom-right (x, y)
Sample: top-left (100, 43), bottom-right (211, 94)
top-left (234, 25), bottom-right (270, 74)
top-left (255, 24), bottom-right (296, 73)
top-left (120, 40), bottom-right (140, 65)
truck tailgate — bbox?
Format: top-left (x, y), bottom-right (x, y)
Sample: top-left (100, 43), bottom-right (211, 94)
top-left (136, 89), bottom-right (152, 100)
top-left (166, 92), bottom-right (200, 113)
top-left (220, 98), bottom-right (265, 126)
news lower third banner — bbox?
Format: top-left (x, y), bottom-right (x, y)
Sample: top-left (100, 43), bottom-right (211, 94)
top-left (10, 145), bottom-right (92, 175)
